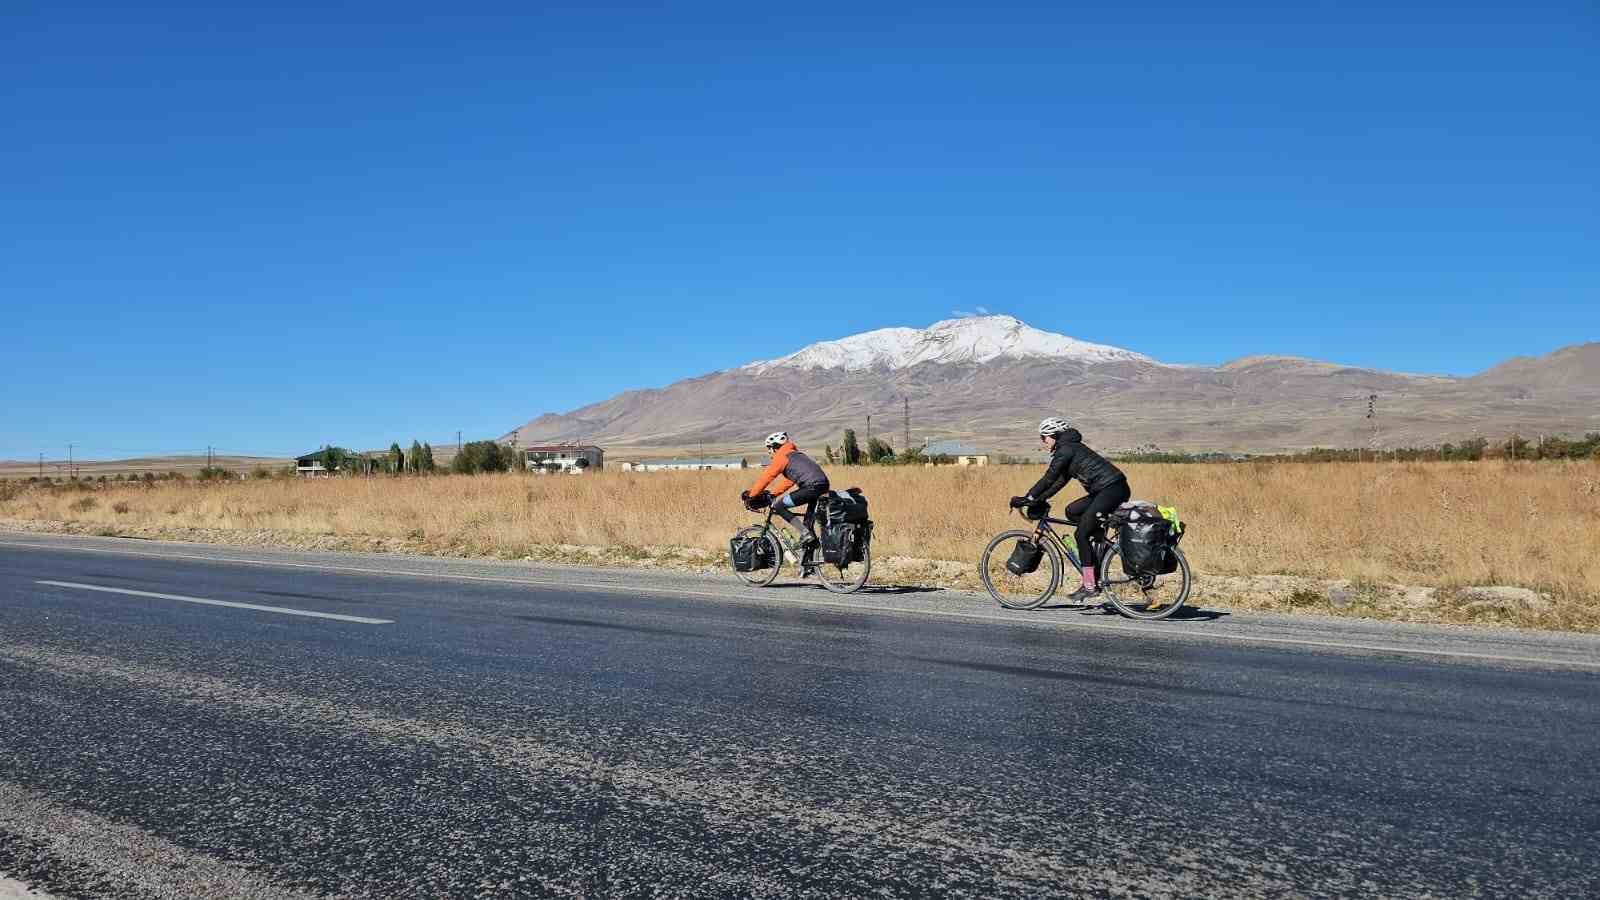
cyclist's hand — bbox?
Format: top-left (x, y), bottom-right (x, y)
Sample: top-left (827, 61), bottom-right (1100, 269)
top-left (1008, 495), bottom-right (1030, 509)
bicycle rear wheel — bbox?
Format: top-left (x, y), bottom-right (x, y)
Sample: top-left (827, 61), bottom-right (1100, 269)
top-left (815, 541), bottom-right (871, 594)
top-left (979, 530), bottom-right (1063, 610)
top-left (1100, 544), bottom-right (1191, 620)
top-left (730, 526), bottom-right (783, 587)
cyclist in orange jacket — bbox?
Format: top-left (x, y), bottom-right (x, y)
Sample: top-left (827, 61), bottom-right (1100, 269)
top-left (741, 431), bottom-right (831, 569)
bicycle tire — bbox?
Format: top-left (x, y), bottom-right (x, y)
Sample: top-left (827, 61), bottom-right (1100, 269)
top-left (815, 541), bottom-right (871, 594)
top-left (1100, 544), bottom-right (1191, 620)
top-left (730, 526), bottom-right (784, 587)
top-left (979, 530), bottom-right (1063, 610)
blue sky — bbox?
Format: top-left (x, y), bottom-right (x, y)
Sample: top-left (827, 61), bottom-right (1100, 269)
top-left (3, 1), bottom-right (1595, 460)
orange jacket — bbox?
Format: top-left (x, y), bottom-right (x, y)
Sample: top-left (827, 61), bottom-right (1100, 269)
top-left (748, 441), bottom-right (798, 497)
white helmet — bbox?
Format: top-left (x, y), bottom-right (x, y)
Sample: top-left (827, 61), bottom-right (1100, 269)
top-left (763, 431), bottom-right (790, 449)
top-left (1038, 416), bottom-right (1073, 437)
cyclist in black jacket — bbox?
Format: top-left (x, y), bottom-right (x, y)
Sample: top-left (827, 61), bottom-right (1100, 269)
top-left (1010, 417), bottom-right (1131, 602)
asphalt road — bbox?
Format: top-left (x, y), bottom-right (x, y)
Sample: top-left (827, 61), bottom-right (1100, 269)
top-left (2, 533), bottom-right (1597, 898)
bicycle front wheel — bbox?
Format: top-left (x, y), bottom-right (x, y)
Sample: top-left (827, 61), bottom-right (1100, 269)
top-left (979, 530), bottom-right (1063, 610)
top-left (730, 526), bottom-right (784, 587)
top-left (1100, 544), bottom-right (1191, 620)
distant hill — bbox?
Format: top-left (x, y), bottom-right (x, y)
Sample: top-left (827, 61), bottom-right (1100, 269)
top-left (0, 455), bottom-right (290, 479)
top-left (503, 316), bottom-right (1600, 454)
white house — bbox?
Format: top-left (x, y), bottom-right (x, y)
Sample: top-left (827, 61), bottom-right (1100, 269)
top-left (521, 444), bottom-right (604, 473)
top-left (921, 440), bottom-right (990, 466)
top-left (621, 458), bottom-right (748, 472)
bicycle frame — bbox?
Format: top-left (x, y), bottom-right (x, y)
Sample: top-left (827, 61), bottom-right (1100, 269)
top-left (1020, 510), bottom-right (1117, 576)
top-left (752, 503), bottom-right (810, 568)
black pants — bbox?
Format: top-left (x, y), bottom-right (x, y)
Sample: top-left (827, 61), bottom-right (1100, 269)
top-left (773, 482), bottom-right (829, 537)
top-left (1063, 479), bottom-right (1131, 571)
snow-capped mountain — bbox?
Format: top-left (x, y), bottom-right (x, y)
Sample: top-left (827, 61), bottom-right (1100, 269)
top-left (503, 315), bottom-right (1599, 454)
top-left (742, 315), bottom-right (1156, 373)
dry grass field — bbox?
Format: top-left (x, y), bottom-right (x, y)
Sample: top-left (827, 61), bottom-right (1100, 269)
top-left (0, 455), bottom-right (290, 480)
top-left (3, 460), bottom-right (1597, 631)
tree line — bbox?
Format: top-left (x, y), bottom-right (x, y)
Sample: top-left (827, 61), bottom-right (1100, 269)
top-left (315, 441), bottom-right (439, 475)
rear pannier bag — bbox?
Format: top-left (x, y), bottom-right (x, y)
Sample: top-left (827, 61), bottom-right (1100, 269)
top-left (1005, 539), bottom-right (1044, 576)
top-left (1118, 517), bottom-right (1172, 577)
top-left (821, 521), bottom-right (858, 566)
top-left (825, 488), bottom-right (870, 524)
top-left (730, 535), bottom-right (774, 572)
top-left (851, 521), bottom-right (872, 563)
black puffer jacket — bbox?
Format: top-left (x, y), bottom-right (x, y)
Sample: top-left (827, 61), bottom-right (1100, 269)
top-left (1026, 429), bottom-right (1126, 501)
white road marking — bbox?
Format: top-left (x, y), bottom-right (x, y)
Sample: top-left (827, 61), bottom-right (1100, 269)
top-left (34, 580), bottom-right (393, 625)
top-left (6, 539), bottom-right (1597, 669)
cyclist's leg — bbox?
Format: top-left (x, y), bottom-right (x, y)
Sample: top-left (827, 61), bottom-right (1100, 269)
top-left (1074, 480), bottom-right (1131, 590)
top-left (787, 483), bottom-right (828, 545)
top-left (774, 484), bottom-right (826, 544)
top-left (1061, 493), bottom-right (1093, 528)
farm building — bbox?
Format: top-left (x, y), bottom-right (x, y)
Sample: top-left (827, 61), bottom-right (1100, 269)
top-left (921, 440), bottom-right (990, 466)
top-left (521, 444), bottom-right (604, 473)
top-left (622, 458), bottom-right (748, 472)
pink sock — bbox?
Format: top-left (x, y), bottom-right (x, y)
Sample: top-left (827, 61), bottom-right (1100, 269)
top-left (1083, 566), bottom-right (1096, 590)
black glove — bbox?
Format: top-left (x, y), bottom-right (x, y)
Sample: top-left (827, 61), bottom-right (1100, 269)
top-left (739, 490), bottom-right (750, 502)
top-left (1009, 496), bottom-right (1030, 509)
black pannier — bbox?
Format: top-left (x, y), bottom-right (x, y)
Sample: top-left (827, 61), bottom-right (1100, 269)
top-left (730, 534), bottom-right (774, 572)
top-left (821, 521), bottom-right (858, 566)
top-left (1005, 539), bottom-right (1043, 576)
top-left (1119, 517), bottom-right (1173, 577)
top-left (851, 521), bottom-right (872, 563)
top-left (825, 488), bottom-right (869, 524)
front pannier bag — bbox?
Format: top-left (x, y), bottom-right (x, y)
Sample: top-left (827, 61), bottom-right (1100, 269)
top-left (1005, 539), bottom-right (1043, 576)
top-left (730, 535), bottom-right (774, 572)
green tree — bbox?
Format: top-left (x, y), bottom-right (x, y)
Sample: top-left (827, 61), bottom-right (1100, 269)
top-left (421, 443), bottom-right (436, 472)
top-left (451, 440), bottom-right (511, 475)
top-left (390, 442), bottom-right (405, 474)
top-left (824, 444), bottom-right (836, 464)
top-left (842, 429), bottom-right (861, 465)
top-left (866, 438), bottom-right (895, 464)
top-left (318, 446), bottom-right (353, 474)
top-left (409, 440), bottom-right (424, 473)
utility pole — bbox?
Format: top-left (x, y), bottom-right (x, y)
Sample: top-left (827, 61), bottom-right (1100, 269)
top-left (457, 431), bottom-right (462, 451)
top-left (903, 397), bottom-right (910, 455)
top-left (866, 415), bottom-right (872, 453)
top-left (68, 443), bottom-right (73, 479)
top-left (39, 453), bottom-right (43, 479)
top-left (1366, 394), bottom-right (1378, 463)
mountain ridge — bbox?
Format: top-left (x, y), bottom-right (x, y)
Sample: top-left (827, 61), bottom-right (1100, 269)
top-left (503, 317), bottom-right (1599, 453)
